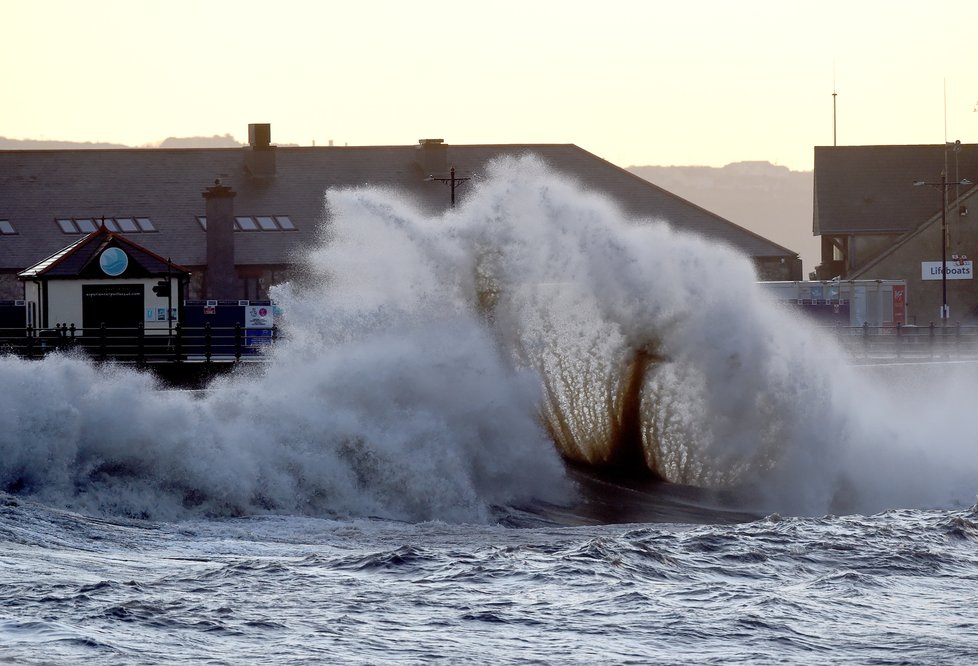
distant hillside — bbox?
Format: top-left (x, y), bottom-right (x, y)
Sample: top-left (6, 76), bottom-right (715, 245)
top-left (0, 137), bottom-right (129, 150)
top-left (0, 134), bottom-right (244, 150)
top-left (155, 134), bottom-right (243, 148)
top-left (628, 162), bottom-right (817, 275)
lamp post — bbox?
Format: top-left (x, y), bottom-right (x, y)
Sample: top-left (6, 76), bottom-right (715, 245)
top-left (914, 173), bottom-right (972, 321)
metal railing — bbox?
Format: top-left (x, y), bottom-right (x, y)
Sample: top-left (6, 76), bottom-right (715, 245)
top-left (0, 323), bottom-right (277, 364)
top-left (830, 322), bottom-right (978, 362)
top-left (7, 321), bottom-right (975, 365)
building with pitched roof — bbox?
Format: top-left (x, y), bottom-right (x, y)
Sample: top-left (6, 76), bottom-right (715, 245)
top-left (1, 126), bottom-right (801, 312)
top-left (17, 225), bottom-right (189, 331)
top-left (813, 143), bottom-right (978, 324)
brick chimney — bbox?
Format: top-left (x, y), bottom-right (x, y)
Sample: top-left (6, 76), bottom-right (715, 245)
top-left (202, 180), bottom-right (237, 299)
top-left (416, 138), bottom-right (448, 176)
top-left (244, 123), bottom-right (276, 177)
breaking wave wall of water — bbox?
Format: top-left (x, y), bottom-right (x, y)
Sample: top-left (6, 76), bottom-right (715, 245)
top-left (2, 155), bottom-right (976, 521)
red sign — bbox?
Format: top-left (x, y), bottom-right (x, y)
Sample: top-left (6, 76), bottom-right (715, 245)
top-left (892, 285), bottom-right (906, 325)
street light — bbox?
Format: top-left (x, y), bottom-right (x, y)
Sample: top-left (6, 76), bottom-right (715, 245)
top-left (914, 173), bottom-right (972, 321)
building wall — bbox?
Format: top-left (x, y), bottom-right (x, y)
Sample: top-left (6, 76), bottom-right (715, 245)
top-left (6, 264), bottom-right (298, 318)
top-left (0, 273), bottom-right (22, 300)
top-left (855, 190), bottom-right (978, 325)
top-left (187, 264), bottom-right (294, 301)
top-left (23, 281), bottom-right (39, 328)
top-left (849, 234), bottom-right (900, 272)
top-left (40, 278), bottom-right (179, 333)
top-left (754, 256), bottom-right (802, 281)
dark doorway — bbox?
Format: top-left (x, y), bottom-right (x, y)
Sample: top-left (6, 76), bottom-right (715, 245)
top-left (82, 284), bottom-right (144, 334)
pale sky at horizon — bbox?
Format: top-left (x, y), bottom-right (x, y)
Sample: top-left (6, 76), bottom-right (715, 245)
top-left (4, 0), bottom-right (977, 172)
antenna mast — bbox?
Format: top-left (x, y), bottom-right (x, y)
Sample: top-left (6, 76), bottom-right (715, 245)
top-left (833, 90), bottom-right (837, 146)
top-left (832, 64), bottom-right (837, 146)
top-left (944, 77), bottom-right (947, 145)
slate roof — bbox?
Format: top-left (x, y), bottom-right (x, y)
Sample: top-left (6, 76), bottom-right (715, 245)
top-left (814, 144), bottom-right (978, 235)
top-left (1, 142), bottom-right (798, 273)
top-left (18, 225), bottom-right (191, 279)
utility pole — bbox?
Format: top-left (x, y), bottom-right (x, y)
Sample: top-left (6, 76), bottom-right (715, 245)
top-left (914, 169), bottom-right (973, 321)
top-left (426, 166), bottom-right (471, 207)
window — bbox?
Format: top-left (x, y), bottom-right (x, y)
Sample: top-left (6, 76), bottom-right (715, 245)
top-left (0, 220), bottom-right (16, 235)
top-left (55, 216), bottom-right (158, 234)
top-left (198, 215), bottom-right (297, 232)
top-left (236, 216), bottom-right (259, 231)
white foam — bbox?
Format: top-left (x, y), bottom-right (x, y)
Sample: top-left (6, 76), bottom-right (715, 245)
top-left (2, 155), bottom-right (976, 520)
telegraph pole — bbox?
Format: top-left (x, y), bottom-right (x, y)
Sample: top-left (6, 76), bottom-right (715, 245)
top-left (914, 169), bottom-right (973, 321)
top-left (426, 166), bottom-right (470, 207)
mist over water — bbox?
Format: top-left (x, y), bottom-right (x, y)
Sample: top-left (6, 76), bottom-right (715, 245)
top-left (2, 155), bottom-right (976, 522)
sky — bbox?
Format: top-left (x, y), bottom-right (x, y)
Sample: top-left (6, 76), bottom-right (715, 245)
top-left (4, 0), bottom-right (978, 172)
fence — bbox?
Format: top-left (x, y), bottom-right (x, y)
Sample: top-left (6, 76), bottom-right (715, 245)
top-left (5, 321), bottom-right (976, 365)
top-left (0, 323), bottom-right (277, 364)
top-left (830, 322), bottom-right (978, 362)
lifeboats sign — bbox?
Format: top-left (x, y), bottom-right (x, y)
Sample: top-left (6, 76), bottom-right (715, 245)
top-left (921, 261), bottom-right (973, 280)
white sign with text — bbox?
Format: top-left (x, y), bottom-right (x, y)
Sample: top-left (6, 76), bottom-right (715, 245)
top-left (921, 261), bottom-right (973, 280)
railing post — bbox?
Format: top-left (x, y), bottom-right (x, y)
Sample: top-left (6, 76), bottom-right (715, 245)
top-left (204, 322), bottom-right (212, 363)
top-left (26, 325), bottom-right (35, 359)
top-left (235, 323), bottom-right (242, 361)
top-left (174, 323), bottom-right (183, 362)
top-left (137, 322), bottom-right (145, 366)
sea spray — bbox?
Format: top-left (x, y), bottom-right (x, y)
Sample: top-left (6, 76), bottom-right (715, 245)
top-left (0, 324), bottom-right (568, 522)
top-left (312, 154), bottom-right (978, 515)
top-left (2, 154), bottom-right (978, 520)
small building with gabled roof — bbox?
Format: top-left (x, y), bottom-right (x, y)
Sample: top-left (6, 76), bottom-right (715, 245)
top-left (18, 225), bottom-right (189, 332)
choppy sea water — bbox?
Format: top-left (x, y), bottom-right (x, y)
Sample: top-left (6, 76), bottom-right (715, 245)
top-left (3, 496), bottom-right (978, 665)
